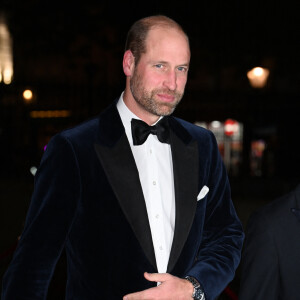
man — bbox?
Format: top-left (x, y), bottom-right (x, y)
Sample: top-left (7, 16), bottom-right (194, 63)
top-left (2, 15), bottom-right (244, 300)
top-left (239, 184), bottom-right (300, 300)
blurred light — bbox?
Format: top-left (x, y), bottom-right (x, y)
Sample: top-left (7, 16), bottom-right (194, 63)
top-left (44, 144), bottom-right (47, 151)
top-left (30, 166), bottom-right (37, 176)
top-left (3, 68), bottom-right (12, 84)
top-left (194, 122), bottom-right (207, 129)
top-left (30, 110), bottom-right (71, 118)
top-left (224, 119), bottom-right (239, 136)
top-left (251, 140), bottom-right (265, 157)
top-left (0, 15), bottom-right (13, 84)
top-left (211, 121), bottom-right (222, 128)
top-left (247, 67), bottom-right (270, 88)
top-left (23, 89), bottom-right (33, 101)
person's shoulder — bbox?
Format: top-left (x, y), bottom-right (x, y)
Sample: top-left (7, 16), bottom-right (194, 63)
top-left (249, 184), bottom-right (300, 226)
top-left (172, 116), bottom-right (214, 139)
top-left (45, 115), bottom-right (101, 152)
top-left (58, 101), bottom-right (118, 141)
top-left (60, 116), bottom-right (100, 140)
top-left (262, 185), bottom-right (299, 213)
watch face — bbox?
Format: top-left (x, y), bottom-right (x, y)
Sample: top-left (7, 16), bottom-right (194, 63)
top-left (194, 287), bottom-right (204, 300)
top-left (185, 276), bottom-right (204, 300)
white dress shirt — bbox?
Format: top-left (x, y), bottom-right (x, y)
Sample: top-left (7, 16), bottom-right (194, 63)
top-left (117, 94), bottom-right (175, 273)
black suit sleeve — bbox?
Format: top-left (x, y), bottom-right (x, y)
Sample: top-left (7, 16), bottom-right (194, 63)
top-left (1, 134), bottom-right (80, 299)
top-left (239, 211), bottom-right (280, 300)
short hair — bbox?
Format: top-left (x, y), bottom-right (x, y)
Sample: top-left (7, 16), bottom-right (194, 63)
top-left (125, 15), bottom-right (189, 65)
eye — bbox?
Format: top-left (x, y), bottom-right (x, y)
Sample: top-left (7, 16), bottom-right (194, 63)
top-left (177, 66), bottom-right (188, 73)
top-left (154, 64), bottom-right (164, 69)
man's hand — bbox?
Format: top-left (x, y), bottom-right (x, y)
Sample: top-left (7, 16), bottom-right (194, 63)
top-left (123, 272), bottom-right (194, 300)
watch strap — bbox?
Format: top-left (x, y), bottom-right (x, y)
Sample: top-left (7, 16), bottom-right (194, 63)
top-left (184, 276), bottom-right (205, 300)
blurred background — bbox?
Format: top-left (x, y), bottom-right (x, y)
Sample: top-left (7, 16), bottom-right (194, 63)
top-left (1, 0), bottom-right (299, 298)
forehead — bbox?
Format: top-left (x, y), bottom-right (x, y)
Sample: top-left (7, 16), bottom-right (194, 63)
top-left (143, 27), bottom-right (190, 62)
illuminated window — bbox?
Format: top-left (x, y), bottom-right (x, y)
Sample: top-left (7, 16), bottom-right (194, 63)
top-left (0, 14), bottom-right (13, 84)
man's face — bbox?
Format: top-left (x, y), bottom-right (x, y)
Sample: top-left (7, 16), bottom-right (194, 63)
top-left (129, 27), bottom-right (190, 118)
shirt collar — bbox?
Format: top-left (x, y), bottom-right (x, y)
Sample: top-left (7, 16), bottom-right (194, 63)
top-left (116, 92), bottom-right (163, 145)
top-left (116, 92), bottom-right (139, 145)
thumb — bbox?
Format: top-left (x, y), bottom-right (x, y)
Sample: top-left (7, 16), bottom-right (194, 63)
top-left (144, 272), bottom-right (169, 282)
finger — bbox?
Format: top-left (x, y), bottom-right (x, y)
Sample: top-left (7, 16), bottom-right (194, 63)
top-left (144, 272), bottom-right (169, 282)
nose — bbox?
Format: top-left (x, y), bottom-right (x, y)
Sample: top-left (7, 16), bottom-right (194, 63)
top-left (163, 70), bottom-right (177, 91)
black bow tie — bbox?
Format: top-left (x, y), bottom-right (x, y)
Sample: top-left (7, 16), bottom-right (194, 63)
top-left (131, 117), bottom-right (170, 145)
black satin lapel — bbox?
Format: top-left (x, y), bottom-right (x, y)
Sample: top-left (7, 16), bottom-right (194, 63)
top-left (94, 133), bottom-right (157, 271)
top-left (167, 127), bottom-right (199, 272)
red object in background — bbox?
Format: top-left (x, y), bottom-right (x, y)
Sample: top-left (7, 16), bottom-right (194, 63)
top-left (224, 119), bottom-right (239, 136)
top-left (224, 286), bottom-right (239, 300)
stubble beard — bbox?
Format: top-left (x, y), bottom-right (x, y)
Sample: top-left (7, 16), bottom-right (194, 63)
top-left (130, 71), bottom-right (184, 117)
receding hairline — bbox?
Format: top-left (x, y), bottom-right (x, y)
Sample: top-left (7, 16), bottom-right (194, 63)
top-left (125, 15), bottom-right (190, 65)
top-left (139, 15), bottom-right (189, 41)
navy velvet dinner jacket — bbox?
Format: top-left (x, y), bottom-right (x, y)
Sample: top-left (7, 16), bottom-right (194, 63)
top-left (2, 102), bottom-right (244, 300)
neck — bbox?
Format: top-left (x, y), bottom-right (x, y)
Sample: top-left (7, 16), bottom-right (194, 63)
top-left (123, 88), bottom-right (160, 125)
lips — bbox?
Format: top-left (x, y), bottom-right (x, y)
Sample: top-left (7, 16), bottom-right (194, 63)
top-left (156, 93), bottom-right (176, 102)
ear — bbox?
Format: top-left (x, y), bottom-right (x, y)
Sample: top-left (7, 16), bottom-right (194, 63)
top-left (123, 50), bottom-right (135, 76)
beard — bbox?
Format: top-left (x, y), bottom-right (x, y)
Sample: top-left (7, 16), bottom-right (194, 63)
top-left (130, 71), bottom-right (184, 117)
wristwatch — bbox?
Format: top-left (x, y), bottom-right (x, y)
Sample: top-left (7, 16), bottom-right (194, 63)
top-left (185, 276), bottom-right (205, 300)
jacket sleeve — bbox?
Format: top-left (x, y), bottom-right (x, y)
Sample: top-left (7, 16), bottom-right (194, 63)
top-left (239, 212), bottom-right (279, 300)
top-left (1, 134), bottom-right (81, 300)
top-left (186, 131), bottom-right (244, 300)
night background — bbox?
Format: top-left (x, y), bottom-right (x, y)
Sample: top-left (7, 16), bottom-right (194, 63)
top-left (1, 0), bottom-right (300, 298)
